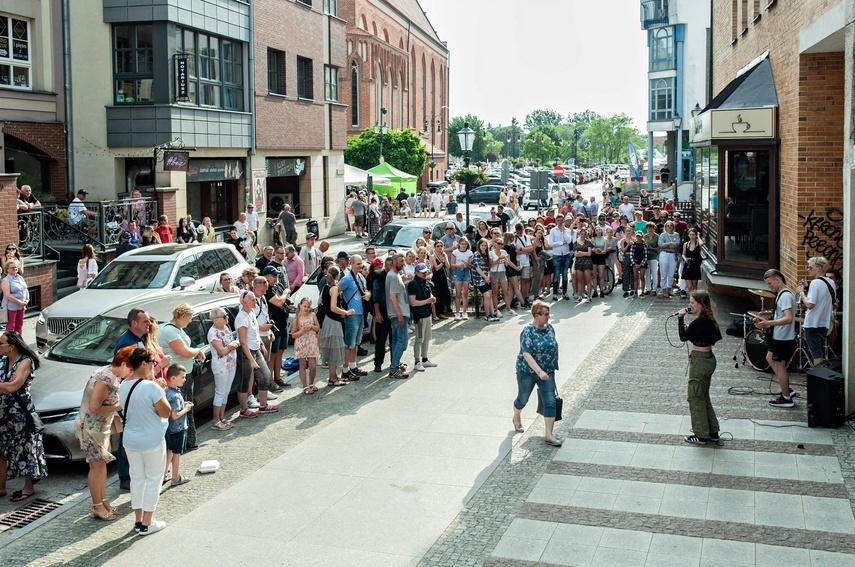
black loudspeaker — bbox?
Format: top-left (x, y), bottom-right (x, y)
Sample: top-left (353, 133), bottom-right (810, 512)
top-left (820, 358), bottom-right (843, 373)
top-left (806, 366), bottom-right (845, 428)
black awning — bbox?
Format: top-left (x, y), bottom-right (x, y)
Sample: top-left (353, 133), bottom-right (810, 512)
top-left (702, 57), bottom-right (778, 112)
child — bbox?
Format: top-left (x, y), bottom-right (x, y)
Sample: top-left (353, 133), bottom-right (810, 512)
top-left (629, 231), bottom-right (648, 298)
top-left (164, 364), bottom-right (194, 486)
top-left (291, 297), bottom-right (321, 394)
top-left (208, 307), bottom-right (240, 429)
top-left (156, 214), bottom-right (173, 243)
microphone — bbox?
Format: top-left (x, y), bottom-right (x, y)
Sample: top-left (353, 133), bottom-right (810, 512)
top-left (673, 307), bottom-right (692, 317)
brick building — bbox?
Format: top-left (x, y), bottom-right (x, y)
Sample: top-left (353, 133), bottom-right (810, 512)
top-left (691, 0), bottom-right (853, 410)
top-left (339, 0), bottom-right (450, 189)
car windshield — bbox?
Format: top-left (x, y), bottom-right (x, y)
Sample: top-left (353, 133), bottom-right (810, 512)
top-left (87, 260), bottom-right (175, 290)
top-left (368, 225), bottom-right (426, 248)
top-left (49, 316), bottom-right (127, 364)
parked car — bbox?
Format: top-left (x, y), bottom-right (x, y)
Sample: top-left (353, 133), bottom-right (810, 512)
top-left (442, 205), bottom-right (518, 229)
top-left (33, 293), bottom-right (243, 461)
top-left (522, 183), bottom-right (566, 210)
top-left (36, 243), bottom-right (250, 349)
top-left (455, 184), bottom-right (504, 204)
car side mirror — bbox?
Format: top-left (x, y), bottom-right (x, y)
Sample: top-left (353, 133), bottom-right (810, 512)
top-left (178, 276), bottom-right (196, 289)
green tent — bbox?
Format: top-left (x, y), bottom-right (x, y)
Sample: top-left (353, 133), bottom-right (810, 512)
top-left (368, 162), bottom-right (418, 197)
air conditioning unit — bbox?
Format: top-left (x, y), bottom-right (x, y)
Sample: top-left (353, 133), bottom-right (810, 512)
top-left (268, 193), bottom-right (293, 214)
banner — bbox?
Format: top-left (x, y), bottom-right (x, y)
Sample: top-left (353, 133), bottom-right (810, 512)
top-left (627, 142), bottom-right (639, 169)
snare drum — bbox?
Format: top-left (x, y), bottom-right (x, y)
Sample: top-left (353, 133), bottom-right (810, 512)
top-left (743, 329), bottom-right (771, 372)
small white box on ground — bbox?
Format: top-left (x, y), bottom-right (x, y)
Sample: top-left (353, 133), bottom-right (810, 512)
top-left (198, 460), bottom-right (220, 474)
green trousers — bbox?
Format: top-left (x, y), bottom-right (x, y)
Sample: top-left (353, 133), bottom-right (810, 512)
top-left (687, 351), bottom-right (719, 439)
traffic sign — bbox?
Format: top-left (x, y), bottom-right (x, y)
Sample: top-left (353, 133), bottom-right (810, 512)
top-left (553, 165), bottom-right (565, 177)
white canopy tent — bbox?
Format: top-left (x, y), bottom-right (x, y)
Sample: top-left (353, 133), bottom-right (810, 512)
top-left (344, 164), bottom-right (390, 186)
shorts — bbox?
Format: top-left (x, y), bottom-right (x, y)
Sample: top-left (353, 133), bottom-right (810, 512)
top-left (519, 266), bottom-right (531, 279)
top-left (354, 215), bottom-right (365, 228)
top-left (344, 314), bottom-right (364, 349)
top-left (165, 429), bottom-right (187, 455)
top-left (491, 271), bottom-right (508, 283)
top-left (592, 254), bottom-right (606, 266)
top-left (804, 328), bottom-right (827, 360)
top-left (769, 338), bottom-right (797, 362)
top-left (476, 283), bottom-right (491, 295)
top-left (271, 327), bottom-right (289, 353)
top-left (453, 268), bottom-right (471, 283)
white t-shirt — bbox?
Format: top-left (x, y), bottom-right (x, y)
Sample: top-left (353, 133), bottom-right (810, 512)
top-left (245, 212), bottom-right (260, 232)
top-left (489, 249), bottom-right (508, 273)
top-left (68, 198), bottom-right (87, 225)
top-left (233, 220), bottom-right (250, 237)
top-left (618, 203), bottom-right (635, 219)
top-left (235, 309), bottom-right (261, 350)
top-left (431, 192), bottom-right (442, 209)
top-left (119, 379), bottom-right (167, 452)
top-left (451, 249), bottom-right (473, 269)
top-left (772, 289), bottom-right (796, 341)
top-left (514, 234), bottom-right (532, 267)
top-left (804, 277), bottom-right (836, 329)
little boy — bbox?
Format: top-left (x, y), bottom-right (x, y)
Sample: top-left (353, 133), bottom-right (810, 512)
top-left (164, 364), bottom-right (194, 486)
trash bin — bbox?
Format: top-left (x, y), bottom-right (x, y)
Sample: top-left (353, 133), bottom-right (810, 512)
top-left (306, 219), bottom-right (319, 236)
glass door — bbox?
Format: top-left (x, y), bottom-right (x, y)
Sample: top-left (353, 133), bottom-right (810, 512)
top-left (722, 150), bottom-right (770, 264)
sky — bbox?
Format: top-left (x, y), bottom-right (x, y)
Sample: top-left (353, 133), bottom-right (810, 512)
top-left (419, 0), bottom-right (649, 130)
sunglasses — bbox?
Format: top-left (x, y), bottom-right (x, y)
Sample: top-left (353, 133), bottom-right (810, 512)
top-left (6, 247), bottom-right (16, 251)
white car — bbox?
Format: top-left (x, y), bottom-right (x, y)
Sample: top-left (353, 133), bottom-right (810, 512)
top-left (522, 183), bottom-right (571, 210)
top-left (36, 243), bottom-right (249, 349)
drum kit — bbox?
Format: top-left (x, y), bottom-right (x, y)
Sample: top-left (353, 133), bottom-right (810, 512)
top-left (733, 288), bottom-right (838, 372)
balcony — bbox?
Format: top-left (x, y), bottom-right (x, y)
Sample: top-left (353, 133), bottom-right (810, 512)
top-left (641, 0), bottom-right (670, 29)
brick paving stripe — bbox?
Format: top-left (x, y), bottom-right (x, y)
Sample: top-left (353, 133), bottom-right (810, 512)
top-left (545, 461), bottom-right (849, 499)
top-left (518, 502), bottom-right (855, 555)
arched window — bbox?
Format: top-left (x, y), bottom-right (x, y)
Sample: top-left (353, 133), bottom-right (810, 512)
top-left (372, 22), bottom-right (378, 36)
top-left (410, 49), bottom-right (417, 128)
top-left (430, 59), bottom-right (435, 123)
top-left (359, 15), bottom-right (367, 30)
top-left (396, 72), bottom-right (403, 129)
top-left (386, 67), bottom-right (392, 126)
top-left (421, 54), bottom-right (426, 126)
top-left (383, 29), bottom-right (389, 43)
top-left (351, 61), bottom-right (359, 127)
top-left (375, 63), bottom-right (382, 123)
top-left (650, 28), bottom-right (674, 72)
top-left (649, 77), bottom-right (674, 121)
top-left (399, 38), bottom-right (404, 50)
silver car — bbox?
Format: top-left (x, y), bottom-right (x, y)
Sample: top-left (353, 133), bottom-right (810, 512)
top-left (36, 243), bottom-right (249, 349)
top-left (33, 292), bottom-right (243, 461)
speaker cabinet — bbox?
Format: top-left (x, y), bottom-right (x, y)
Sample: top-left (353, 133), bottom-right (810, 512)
top-left (806, 366), bottom-right (845, 428)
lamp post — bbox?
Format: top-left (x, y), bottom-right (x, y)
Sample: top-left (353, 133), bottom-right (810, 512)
top-left (672, 112), bottom-right (682, 185)
top-left (573, 128), bottom-right (579, 186)
top-left (373, 107), bottom-right (389, 162)
top-left (507, 117), bottom-right (520, 160)
top-left (457, 122), bottom-right (475, 229)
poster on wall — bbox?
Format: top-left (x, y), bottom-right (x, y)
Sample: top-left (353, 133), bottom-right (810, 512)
top-left (251, 169), bottom-right (267, 213)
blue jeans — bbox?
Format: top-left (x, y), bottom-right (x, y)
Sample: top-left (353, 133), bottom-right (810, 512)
top-left (552, 254), bottom-right (571, 296)
top-left (389, 320), bottom-right (408, 370)
top-left (514, 371), bottom-right (557, 418)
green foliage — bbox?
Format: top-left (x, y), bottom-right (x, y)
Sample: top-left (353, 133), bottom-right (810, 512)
top-left (524, 109), bottom-right (564, 130)
top-left (584, 114), bottom-right (640, 164)
top-left (521, 125), bottom-right (562, 165)
top-left (345, 128), bottom-right (427, 176)
top-left (451, 168), bottom-right (487, 186)
top-left (448, 114), bottom-right (488, 162)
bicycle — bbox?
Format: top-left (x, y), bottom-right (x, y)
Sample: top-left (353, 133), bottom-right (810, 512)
top-left (599, 266), bottom-right (615, 296)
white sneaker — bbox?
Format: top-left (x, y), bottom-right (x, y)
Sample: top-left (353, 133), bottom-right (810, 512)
top-left (413, 362), bottom-right (426, 372)
top-left (507, 309), bottom-right (517, 316)
top-left (495, 310), bottom-right (503, 318)
top-left (138, 519), bottom-right (167, 536)
top-left (266, 392), bottom-right (279, 400)
top-left (422, 360), bottom-right (437, 368)
top-left (408, 326), bottom-right (415, 334)
top-left (454, 312), bottom-right (460, 320)
top-left (462, 313), bottom-right (469, 320)
top-left (247, 395), bottom-right (260, 409)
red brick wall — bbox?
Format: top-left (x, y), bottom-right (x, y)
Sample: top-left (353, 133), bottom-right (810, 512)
top-left (2, 121), bottom-right (67, 201)
top-left (155, 189), bottom-right (177, 229)
top-left (711, 0), bottom-right (844, 285)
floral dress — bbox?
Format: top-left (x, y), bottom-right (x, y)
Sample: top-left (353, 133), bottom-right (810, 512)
top-left (293, 315), bottom-right (320, 359)
top-left (0, 356), bottom-right (48, 481)
top-left (74, 365), bottom-right (121, 463)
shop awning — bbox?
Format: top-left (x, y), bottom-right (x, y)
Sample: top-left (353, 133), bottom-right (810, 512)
top-left (701, 56), bottom-right (778, 112)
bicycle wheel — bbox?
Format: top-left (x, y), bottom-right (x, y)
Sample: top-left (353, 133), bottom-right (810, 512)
top-left (601, 267), bottom-right (615, 295)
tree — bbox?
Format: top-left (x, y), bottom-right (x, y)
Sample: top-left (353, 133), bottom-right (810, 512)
top-left (448, 114), bottom-right (487, 162)
top-left (521, 125), bottom-right (561, 165)
top-left (524, 109), bottom-right (563, 130)
top-left (344, 128), bottom-right (427, 176)
top-left (584, 114), bottom-right (640, 164)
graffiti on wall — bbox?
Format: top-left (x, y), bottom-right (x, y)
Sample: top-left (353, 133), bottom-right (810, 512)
top-left (799, 207), bottom-right (843, 269)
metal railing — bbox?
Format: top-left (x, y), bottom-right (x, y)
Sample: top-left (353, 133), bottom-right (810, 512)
top-left (43, 197), bottom-right (158, 250)
top-left (640, 0), bottom-right (669, 28)
top-left (17, 210), bottom-right (46, 261)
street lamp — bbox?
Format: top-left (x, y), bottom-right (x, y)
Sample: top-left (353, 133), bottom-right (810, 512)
top-left (573, 128), bottom-right (579, 186)
top-left (672, 112), bottom-right (682, 185)
top-left (507, 117), bottom-right (520, 160)
top-left (457, 121), bottom-right (475, 228)
top-left (373, 107), bottom-right (389, 162)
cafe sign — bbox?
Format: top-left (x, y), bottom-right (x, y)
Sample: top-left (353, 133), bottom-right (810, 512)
top-left (691, 107), bottom-right (776, 144)
top-left (186, 159), bottom-right (245, 182)
top-left (265, 157), bottom-right (307, 178)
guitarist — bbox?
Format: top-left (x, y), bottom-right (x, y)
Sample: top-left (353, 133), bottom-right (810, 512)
top-left (797, 256), bottom-right (836, 366)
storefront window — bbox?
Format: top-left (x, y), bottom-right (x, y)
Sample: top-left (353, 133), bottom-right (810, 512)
top-left (113, 25), bottom-right (154, 103)
top-left (0, 15), bottom-right (31, 90)
top-left (723, 150), bottom-right (769, 263)
top-left (696, 148), bottom-right (719, 260)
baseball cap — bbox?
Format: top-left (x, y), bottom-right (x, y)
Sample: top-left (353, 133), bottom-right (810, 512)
top-left (336, 251), bottom-right (350, 261)
top-left (262, 266), bottom-right (279, 277)
top-left (306, 232), bottom-right (317, 240)
top-left (370, 258), bottom-right (383, 268)
top-left (415, 262), bottom-right (430, 274)
top-left (77, 189), bottom-right (89, 195)
top-left (390, 252), bottom-right (404, 261)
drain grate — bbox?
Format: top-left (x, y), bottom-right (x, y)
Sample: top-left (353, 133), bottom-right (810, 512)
top-left (0, 499), bottom-right (62, 529)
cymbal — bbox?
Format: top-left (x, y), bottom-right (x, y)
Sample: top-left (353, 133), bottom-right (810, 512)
top-left (749, 288), bottom-right (775, 299)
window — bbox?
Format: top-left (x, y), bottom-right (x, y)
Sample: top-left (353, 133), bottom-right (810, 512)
top-left (350, 62), bottom-right (359, 126)
top-left (267, 49), bottom-right (286, 95)
top-left (173, 256), bottom-right (201, 288)
top-left (650, 28), bottom-right (674, 72)
top-left (0, 15), bottom-right (31, 90)
top-left (297, 0), bottom-right (312, 6)
top-left (324, 65), bottom-right (339, 102)
top-left (176, 28), bottom-right (245, 111)
top-left (323, 0), bottom-right (337, 16)
top-left (649, 77), bottom-right (674, 121)
top-left (297, 56), bottom-right (313, 99)
top-left (113, 24), bottom-right (154, 103)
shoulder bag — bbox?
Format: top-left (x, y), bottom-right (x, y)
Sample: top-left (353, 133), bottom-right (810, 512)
top-left (536, 386), bottom-right (563, 422)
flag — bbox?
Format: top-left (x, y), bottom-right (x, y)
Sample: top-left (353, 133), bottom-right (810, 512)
top-left (627, 142), bottom-right (639, 169)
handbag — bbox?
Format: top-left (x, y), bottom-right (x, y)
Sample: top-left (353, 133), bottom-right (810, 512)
top-left (110, 414), bottom-right (124, 434)
top-left (13, 391), bottom-right (45, 434)
top-left (536, 386), bottom-right (563, 422)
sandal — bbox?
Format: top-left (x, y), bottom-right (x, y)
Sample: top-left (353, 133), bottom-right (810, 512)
top-left (303, 387), bottom-right (314, 395)
top-left (90, 504), bottom-right (116, 521)
top-left (544, 438), bottom-right (562, 447)
top-left (309, 385), bottom-right (318, 393)
top-left (328, 379), bottom-right (347, 387)
top-left (171, 475), bottom-right (191, 486)
top-left (513, 421), bottom-right (524, 433)
top-left (10, 490), bottom-right (35, 502)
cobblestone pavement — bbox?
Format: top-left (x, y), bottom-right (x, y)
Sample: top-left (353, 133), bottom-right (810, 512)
top-left (421, 293), bottom-right (855, 566)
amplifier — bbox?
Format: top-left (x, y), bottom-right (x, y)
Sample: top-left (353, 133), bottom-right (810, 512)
top-left (806, 366), bottom-right (845, 428)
